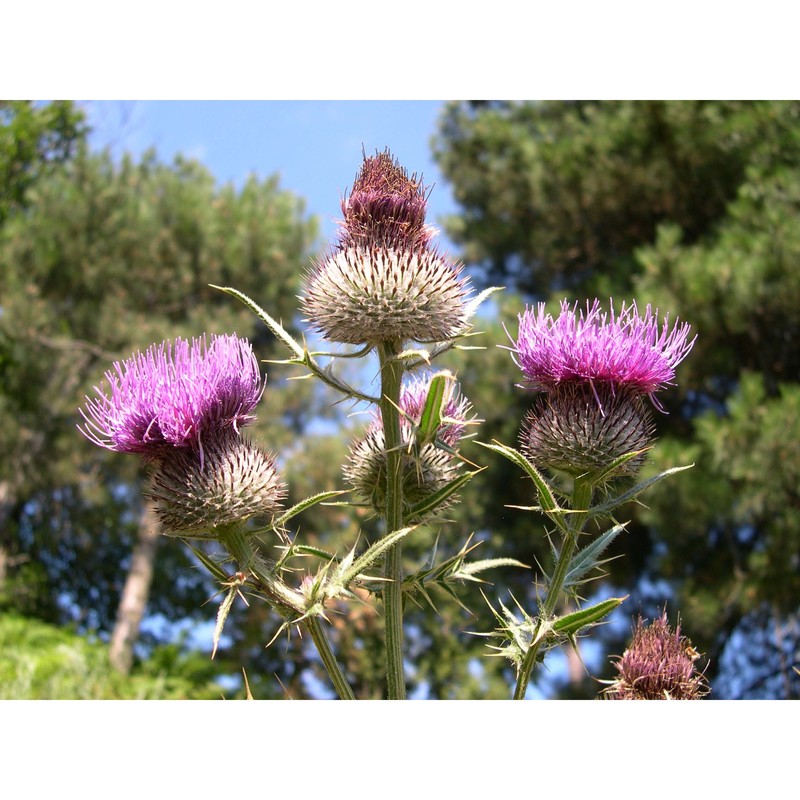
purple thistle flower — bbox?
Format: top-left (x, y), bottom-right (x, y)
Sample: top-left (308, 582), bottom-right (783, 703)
top-left (511, 299), bottom-right (696, 408)
top-left (79, 334), bottom-right (263, 460)
top-left (344, 374), bottom-right (474, 517)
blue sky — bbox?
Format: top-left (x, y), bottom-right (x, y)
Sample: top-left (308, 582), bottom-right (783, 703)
top-left (83, 101), bottom-right (460, 250)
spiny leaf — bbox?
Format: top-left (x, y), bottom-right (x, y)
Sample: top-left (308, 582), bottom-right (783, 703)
top-left (552, 596), bottom-right (627, 637)
top-left (291, 544), bottom-right (339, 562)
top-left (588, 448), bottom-right (652, 486)
top-left (589, 464), bottom-right (694, 516)
top-left (210, 284), bottom-right (305, 359)
top-left (477, 441), bottom-right (561, 516)
top-left (405, 468), bottom-right (483, 520)
top-left (458, 557), bottom-right (529, 578)
top-left (270, 490), bottom-right (348, 530)
top-left (339, 527), bottom-right (416, 587)
top-left (563, 523), bottom-right (627, 589)
top-left (186, 542), bottom-right (230, 583)
top-left (212, 585), bottom-right (238, 659)
top-left (211, 284), bottom-right (378, 403)
top-left (416, 372), bottom-right (450, 448)
top-left (462, 285), bottom-right (504, 322)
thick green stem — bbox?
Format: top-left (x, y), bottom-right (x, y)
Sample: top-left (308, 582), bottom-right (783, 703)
top-left (513, 476), bottom-right (594, 700)
top-left (378, 339), bottom-right (407, 699)
top-left (222, 527), bottom-right (356, 700)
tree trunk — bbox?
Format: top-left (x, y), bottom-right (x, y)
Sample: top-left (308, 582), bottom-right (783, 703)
top-left (109, 501), bottom-right (160, 674)
top-left (0, 481), bottom-right (13, 599)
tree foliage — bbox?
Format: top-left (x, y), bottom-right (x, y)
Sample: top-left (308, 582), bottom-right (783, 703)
top-left (0, 104), bottom-right (328, 692)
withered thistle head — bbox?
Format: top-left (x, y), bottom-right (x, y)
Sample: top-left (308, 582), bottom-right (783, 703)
top-left (148, 431), bottom-right (286, 538)
top-left (300, 149), bottom-right (472, 346)
top-left (339, 148), bottom-right (434, 252)
top-left (604, 612), bottom-right (709, 700)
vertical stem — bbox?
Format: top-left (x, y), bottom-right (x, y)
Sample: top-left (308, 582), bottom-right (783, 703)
top-left (513, 476), bottom-right (594, 700)
top-left (377, 339), bottom-right (407, 699)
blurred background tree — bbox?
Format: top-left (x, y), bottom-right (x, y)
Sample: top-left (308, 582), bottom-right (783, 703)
top-left (2, 100), bottom-right (798, 698)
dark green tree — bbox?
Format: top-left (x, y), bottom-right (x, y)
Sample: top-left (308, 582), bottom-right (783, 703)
top-left (432, 100), bottom-right (800, 698)
top-left (0, 100), bottom-right (86, 224)
top-left (0, 106), bottom-right (342, 691)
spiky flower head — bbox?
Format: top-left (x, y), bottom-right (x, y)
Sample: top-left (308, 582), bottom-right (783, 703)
top-left (512, 299), bottom-right (696, 407)
top-left (148, 431), bottom-right (285, 538)
top-left (604, 612), bottom-right (709, 700)
top-left (301, 247), bottom-right (471, 345)
top-left (344, 375), bottom-right (473, 518)
top-left (521, 383), bottom-right (655, 478)
top-left (300, 150), bottom-right (472, 346)
top-left (79, 334), bottom-right (263, 460)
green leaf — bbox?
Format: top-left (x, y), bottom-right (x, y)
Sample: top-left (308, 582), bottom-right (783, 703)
top-left (270, 490), bottom-right (348, 531)
top-left (291, 544), bottom-right (339, 562)
top-left (185, 542), bottom-right (230, 583)
top-left (416, 372), bottom-right (449, 448)
top-left (477, 441), bottom-right (560, 515)
top-left (212, 585), bottom-right (238, 659)
top-left (458, 557), bottom-right (529, 579)
top-left (339, 527), bottom-right (416, 587)
top-left (588, 449), bottom-right (651, 485)
top-left (589, 464), bottom-right (694, 516)
top-left (210, 284), bottom-right (305, 359)
top-left (211, 285), bottom-right (379, 403)
top-left (405, 468), bottom-right (484, 520)
top-left (563, 523), bottom-right (627, 589)
top-left (552, 596), bottom-right (627, 636)
top-left (462, 285), bottom-right (504, 321)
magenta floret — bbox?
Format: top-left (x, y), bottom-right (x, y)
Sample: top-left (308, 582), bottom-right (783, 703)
top-left (511, 299), bottom-right (696, 403)
top-left (364, 373), bottom-right (472, 448)
top-left (79, 334), bottom-right (263, 457)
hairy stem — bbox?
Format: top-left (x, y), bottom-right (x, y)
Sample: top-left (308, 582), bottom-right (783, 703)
top-left (378, 339), bottom-right (407, 699)
top-left (513, 476), bottom-right (594, 700)
top-left (305, 615), bottom-right (356, 700)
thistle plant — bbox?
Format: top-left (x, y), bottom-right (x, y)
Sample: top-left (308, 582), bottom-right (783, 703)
top-left (78, 148), bottom-right (701, 700)
top-left (482, 298), bottom-right (696, 698)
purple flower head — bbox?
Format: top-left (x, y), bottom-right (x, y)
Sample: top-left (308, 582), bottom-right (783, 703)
top-left (394, 374), bottom-right (472, 448)
top-left (79, 334), bottom-right (263, 459)
top-left (344, 374), bottom-right (474, 518)
top-left (511, 299), bottom-right (696, 408)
